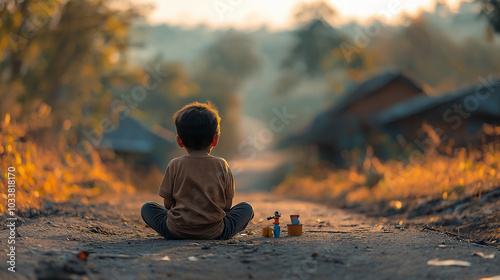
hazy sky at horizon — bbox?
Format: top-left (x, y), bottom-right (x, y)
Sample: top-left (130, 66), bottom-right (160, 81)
top-left (132, 0), bottom-right (469, 29)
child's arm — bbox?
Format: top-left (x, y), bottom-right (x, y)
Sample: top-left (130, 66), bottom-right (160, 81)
top-left (223, 197), bottom-right (232, 212)
top-left (164, 198), bottom-right (175, 210)
top-left (158, 161), bottom-right (175, 210)
top-left (223, 165), bottom-right (235, 211)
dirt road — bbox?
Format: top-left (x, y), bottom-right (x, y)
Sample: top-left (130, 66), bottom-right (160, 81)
top-left (1, 192), bottom-right (499, 280)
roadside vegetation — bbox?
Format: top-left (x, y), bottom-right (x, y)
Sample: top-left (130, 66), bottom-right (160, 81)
top-left (275, 125), bottom-right (500, 212)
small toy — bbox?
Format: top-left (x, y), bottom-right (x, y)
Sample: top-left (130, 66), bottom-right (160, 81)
top-left (287, 215), bottom-right (303, 236)
top-left (267, 211), bottom-right (281, 238)
top-left (290, 215), bottom-right (300, 225)
top-left (262, 225), bottom-right (273, 237)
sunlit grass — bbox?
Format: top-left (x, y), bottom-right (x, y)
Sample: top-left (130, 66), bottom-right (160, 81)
top-left (0, 113), bottom-right (135, 214)
top-left (275, 125), bottom-right (500, 208)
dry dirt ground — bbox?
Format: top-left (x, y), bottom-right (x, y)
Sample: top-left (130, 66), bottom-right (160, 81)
top-left (1, 192), bottom-right (499, 280)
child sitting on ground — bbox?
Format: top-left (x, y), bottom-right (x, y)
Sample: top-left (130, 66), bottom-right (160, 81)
top-left (141, 102), bottom-right (254, 240)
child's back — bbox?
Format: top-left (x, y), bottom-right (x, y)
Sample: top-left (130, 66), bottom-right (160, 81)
top-left (158, 151), bottom-right (234, 239)
top-left (141, 102), bottom-right (253, 240)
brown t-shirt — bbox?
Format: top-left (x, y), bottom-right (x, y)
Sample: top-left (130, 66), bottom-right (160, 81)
top-left (158, 151), bottom-right (235, 239)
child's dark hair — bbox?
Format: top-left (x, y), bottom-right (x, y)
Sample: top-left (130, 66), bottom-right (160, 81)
top-left (173, 101), bottom-right (221, 150)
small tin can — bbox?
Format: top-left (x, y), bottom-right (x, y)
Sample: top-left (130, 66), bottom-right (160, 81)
top-left (290, 215), bottom-right (300, 225)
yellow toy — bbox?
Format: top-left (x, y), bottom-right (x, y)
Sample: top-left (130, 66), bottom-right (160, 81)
top-left (262, 225), bottom-right (273, 237)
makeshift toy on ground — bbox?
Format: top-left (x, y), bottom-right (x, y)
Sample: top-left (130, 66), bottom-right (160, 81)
top-left (262, 212), bottom-right (303, 237)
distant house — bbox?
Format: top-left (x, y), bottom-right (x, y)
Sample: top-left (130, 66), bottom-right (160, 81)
top-left (286, 70), bottom-right (425, 164)
top-left (373, 79), bottom-right (500, 152)
top-left (100, 116), bottom-right (176, 169)
top-left (285, 71), bottom-right (500, 166)
top-left (331, 70), bottom-right (425, 120)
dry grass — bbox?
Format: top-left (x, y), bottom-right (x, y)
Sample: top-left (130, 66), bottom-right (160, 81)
top-left (275, 126), bottom-right (500, 209)
top-left (0, 114), bottom-right (135, 214)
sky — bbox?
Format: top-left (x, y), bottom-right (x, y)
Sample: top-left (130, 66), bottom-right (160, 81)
top-left (131, 0), bottom-right (468, 30)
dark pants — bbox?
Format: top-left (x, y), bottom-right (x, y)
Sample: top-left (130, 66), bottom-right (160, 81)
top-left (140, 201), bottom-right (254, 240)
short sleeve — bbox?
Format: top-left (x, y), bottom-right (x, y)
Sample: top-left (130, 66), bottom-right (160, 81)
top-left (158, 161), bottom-right (175, 203)
top-left (225, 164), bottom-right (235, 200)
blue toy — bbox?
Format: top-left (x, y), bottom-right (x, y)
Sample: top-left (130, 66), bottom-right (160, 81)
top-left (267, 211), bottom-right (281, 238)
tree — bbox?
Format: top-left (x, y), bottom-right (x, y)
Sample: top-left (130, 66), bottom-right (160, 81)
top-left (192, 33), bottom-right (260, 155)
top-left (135, 61), bottom-right (200, 130)
top-left (0, 0), bottom-right (141, 137)
top-left (281, 1), bottom-right (369, 80)
top-left (293, 0), bottom-right (337, 26)
top-left (477, 0), bottom-right (500, 38)
top-left (282, 1), bottom-right (345, 77)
